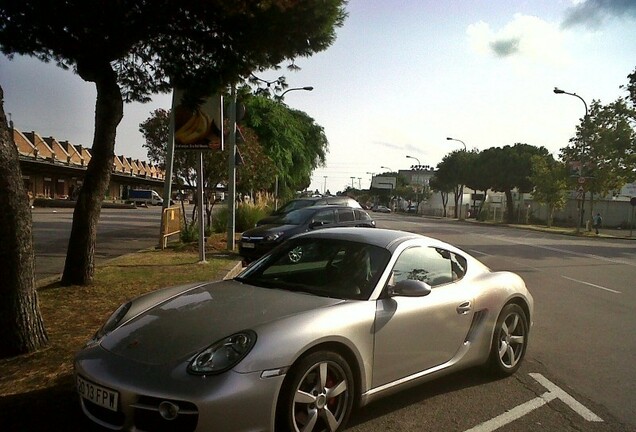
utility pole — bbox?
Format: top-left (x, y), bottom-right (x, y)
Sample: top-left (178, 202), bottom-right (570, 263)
top-left (323, 176), bottom-right (327, 195)
top-left (350, 176), bottom-right (355, 188)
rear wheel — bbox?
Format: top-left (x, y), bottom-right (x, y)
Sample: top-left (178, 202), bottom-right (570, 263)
top-left (488, 303), bottom-right (528, 376)
top-left (278, 351), bottom-right (354, 432)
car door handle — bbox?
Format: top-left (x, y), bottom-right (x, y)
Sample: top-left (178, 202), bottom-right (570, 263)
top-left (456, 301), bottom-right (471, 315)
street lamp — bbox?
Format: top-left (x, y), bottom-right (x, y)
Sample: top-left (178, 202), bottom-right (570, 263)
top-left (446, 137), bottom-right (466, 150)
top-left (406, 155), bottom-right (421, 168)
top-left (380, 166), bottom-right (393, 172)
top-left (553, 86), bottom-right (588, 233)
top-left (280, 86), bottom-right (314, 99)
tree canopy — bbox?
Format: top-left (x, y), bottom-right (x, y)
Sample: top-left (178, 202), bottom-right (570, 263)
top-left (0, 0), bottom-right (347, 285)
top-left (139, 92), bottom-right (329, 207)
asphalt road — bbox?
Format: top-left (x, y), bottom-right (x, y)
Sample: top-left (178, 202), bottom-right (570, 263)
top-left (31, 207), bottom-right (636, 431)
top-left (31, 206), bottom-right (166, 281)
top-left (371, 212), bottom-right (636, 431)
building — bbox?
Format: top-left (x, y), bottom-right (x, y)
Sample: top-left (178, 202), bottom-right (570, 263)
top-left (13, 128), bottom-right (166, 202)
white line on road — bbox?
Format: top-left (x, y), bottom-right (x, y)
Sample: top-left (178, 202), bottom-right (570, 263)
top-left (561, 276), bottom-right (622, 294)
top-left (463, 392), bottom-right (556, 432)
top-left (464, 373), bottom-right (602, 432)
top-left (468, 249), bottom-right (622, 294)
top-left (529, 373), bottom-right (603, 422)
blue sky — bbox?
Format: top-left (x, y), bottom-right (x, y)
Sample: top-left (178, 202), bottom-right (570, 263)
top-left (2, 0), bottom-right (635, 194)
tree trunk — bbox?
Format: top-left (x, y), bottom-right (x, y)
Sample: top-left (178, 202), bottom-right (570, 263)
top-left (61, 64), bottom-right (123, 286)
top-left (505, 189), bottom-right (514, 223)
top-left (453, 185), bottom-right (461, 218)
top-left (441, 192), bottom-right (448, 217)
top-left (0, 85), bottom-right (49, 358)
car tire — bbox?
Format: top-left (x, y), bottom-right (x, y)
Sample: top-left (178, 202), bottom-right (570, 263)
top-left (488, 303), bottom-right (528, 376)
top-left (277, 351), bottom-right (354, 432)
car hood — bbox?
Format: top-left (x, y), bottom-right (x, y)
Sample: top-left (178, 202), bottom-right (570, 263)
top-left (256, 214), bottom-right (285, 225)
top-left (100, 280), bottom-right (342, 365)
top-left (242, 223), bottom-right (300, 237)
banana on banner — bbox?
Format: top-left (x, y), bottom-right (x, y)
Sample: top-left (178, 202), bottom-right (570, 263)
top-left (173, 89), bottom-right (224, 151)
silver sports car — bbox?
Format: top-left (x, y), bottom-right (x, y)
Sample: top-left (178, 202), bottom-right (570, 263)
top-left (75, 228), bottom-right (533, 432)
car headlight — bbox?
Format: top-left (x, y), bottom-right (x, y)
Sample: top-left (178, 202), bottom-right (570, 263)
top-left (188, 331), bottom-right (257, 375)
top-left (264, 232), bottom-right (284, 242)
top-left (88, 301), bottom-right (132, 345)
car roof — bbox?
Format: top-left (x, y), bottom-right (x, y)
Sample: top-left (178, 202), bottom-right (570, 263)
top-left (293, 227), bottom-right (421, 250)
top-left (289, 196), bottom-right (361, 204)
top-left (303, 204), bottom-right (367, 211)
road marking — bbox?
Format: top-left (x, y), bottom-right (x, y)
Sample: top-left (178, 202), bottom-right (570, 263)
top-left (464, 373), bottom-right (602, 432)
top-left (561, 276), bottom-right (622, 294)
top-left (469, 249), bottom-right (622, 294)
top-left (529, 373), bottom-right (603, 422)
top-left (479, 233), bottom-right (636, 267)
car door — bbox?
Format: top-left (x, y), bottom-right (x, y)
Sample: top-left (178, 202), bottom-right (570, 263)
top-left (335, 208), bottom-right (356, 227)
top-left (372, 246), bottom-right (474, 387)
top-left (310, 208), bottom-right (336, 229)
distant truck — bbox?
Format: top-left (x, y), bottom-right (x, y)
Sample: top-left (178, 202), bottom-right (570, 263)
top-left (126, 189), bottom-right (163, 206)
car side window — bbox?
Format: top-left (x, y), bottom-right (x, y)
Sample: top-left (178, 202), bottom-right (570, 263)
top-left (337, 208), bottom-right (355, 222)
top-left (390, 246), bottom-right (459, 287)
top-left (355, 209), bottom-right (371, 221)
top-left (313, 209), bottom-right (336, 224)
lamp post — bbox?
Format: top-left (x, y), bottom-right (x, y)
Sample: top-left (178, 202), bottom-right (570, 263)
top-left (406, 155), bottom-right (421, 168)
top-left (279, 86), bottom-right (314, 99)
top-left (446, 137), bottom-right (466, 150)
top-left (553, 87), bottom-right (588, 234)
top-left (446, 137), bottom-right (466, 219)
top-left (380, 166), bottom-right (393, 172)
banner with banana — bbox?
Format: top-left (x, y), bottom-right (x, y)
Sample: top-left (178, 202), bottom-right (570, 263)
top-left (173, 89), bottom-right (224, 151)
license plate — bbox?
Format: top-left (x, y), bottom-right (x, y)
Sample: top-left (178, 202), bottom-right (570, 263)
top-left (77, 375), bottom-right (119, 412)
top-left (242, 242), bottom-right (255, 249)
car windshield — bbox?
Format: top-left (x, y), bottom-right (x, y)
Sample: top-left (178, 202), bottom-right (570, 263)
top-left (275, 199), bottom-right (315, 214)
top-left (236, 237), bottom-right (391, 300)
top-left (279, 208), bottom-right (316, 225)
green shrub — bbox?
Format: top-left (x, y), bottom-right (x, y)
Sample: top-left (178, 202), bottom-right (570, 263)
top-left (211, 202), bottom-right (270, 233)
top-left (180, 222), bottom-right (199, 242)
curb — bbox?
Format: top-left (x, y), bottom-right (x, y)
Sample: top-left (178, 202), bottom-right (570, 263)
top-left (223, 261), bottom-right (244, 280)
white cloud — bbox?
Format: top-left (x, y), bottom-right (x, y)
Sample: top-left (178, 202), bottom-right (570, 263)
top-left (467, 14), bottom-right (570, 66)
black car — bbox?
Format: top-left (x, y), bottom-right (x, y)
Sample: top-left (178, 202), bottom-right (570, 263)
top-left (240, 205), bottom-right (375, 263)
top-left (256, 196), bottom-right (361, 226)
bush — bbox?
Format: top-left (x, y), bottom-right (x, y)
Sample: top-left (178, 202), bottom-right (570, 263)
top-left (180, 222), bottom-right (198, 242)
top-left (211, 202), bottom-right (270, 233)
top-left (180, 221), bottom-right (213, 242)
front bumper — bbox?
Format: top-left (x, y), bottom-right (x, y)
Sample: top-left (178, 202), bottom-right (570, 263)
top-left (75, 345), bottom-right (285, 432)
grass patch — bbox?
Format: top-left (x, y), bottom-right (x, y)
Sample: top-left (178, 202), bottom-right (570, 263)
top-left (0, 236), bottom-right (240, 430)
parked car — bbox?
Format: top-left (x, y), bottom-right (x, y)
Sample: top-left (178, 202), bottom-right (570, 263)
top-left (257, 195), bottom-right (361, 225)
top-left (372, 205), bottom-right (391, 213)
top-left (240, 205), bottom-right (375, 263)
top-left (75, 228), bottom-right (533, 432)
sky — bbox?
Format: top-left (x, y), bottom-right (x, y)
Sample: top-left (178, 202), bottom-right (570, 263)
top-left (2, 0), bottom-right (636, 195)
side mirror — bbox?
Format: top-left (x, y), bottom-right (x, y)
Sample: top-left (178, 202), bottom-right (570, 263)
top-left (389, 279), bottom-right (432, 297)
top-left (309, 221), bottom-right (327, 229)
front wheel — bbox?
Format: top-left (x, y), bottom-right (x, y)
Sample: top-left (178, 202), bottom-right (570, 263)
top-left (278, 351), bottom-right (354, 432)
top-left (488, 303), bottom-right (529, 376)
